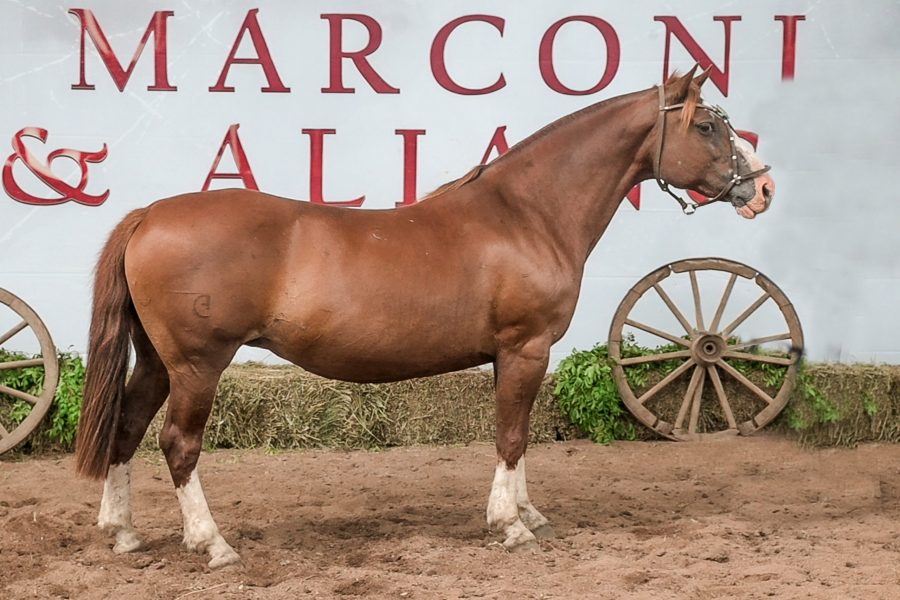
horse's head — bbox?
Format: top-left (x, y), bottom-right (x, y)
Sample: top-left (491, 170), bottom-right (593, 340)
top-left (653, 67), bottom-right (775, 219)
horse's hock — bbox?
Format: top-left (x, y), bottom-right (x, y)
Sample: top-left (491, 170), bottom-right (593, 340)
top-left (0, 288), bottom-right (59, 454)
top-left (609, 257), bottom-right (803, 441)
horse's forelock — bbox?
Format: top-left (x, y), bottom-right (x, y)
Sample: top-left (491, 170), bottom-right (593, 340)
top-left (664, 71), bottom-right (702, 131)
top-left (680, 84), bottom-right (701, 130)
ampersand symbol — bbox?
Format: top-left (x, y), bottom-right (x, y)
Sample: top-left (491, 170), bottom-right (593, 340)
top-left (2, 127), bottom-right (109, 206)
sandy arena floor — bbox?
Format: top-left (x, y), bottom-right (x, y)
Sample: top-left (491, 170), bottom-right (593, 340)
top-left (2, 436), bottom-right (900, 599)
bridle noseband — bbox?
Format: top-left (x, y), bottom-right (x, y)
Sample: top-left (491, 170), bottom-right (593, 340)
top-left (653, 85), bottom-right (771, 215)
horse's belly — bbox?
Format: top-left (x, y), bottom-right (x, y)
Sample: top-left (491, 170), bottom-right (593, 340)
top-left (258, 324), bottom-right (493, 383)
top-left (263, 253), bottom-right (498, 382)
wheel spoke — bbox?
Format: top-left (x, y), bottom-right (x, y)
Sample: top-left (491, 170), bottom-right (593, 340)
top-left (707, 365), bottom-right (737, 429)
top-left (674, 365), bottom-right (704, 430)
top-left (0, 384), bottom-right (39, 406)
top-left (723, 351), bottom-right (794, 366)
top-left (709, 273), bottom-right (738, 333)
top-left (0, 320), bottom-right (28, 346)
top-left (688, 368), bottom-right (707, 434)
top-left (619, 349), bottom-right (692, 366)
top-left (728, 332), bottom-right (792, 351)
top-left (624, 318), bottom-right (690, 348)
top-left (637, 359), bottom-right (695, 405)
top-left (716, 360), bottom-right (774, 405)
top-left (721, 292), bottom-right (770, 338)
top-left (689, 270), bottom-right (705, 331)
top-left (653, 284), bottom-right (693, 336)
top-left (0, 358), bottom-right (45, 371)
top-left (0, 419), bottom-right (8, 438)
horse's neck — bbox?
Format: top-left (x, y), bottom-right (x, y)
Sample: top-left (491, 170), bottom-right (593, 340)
top-left (483, 91), bottom-right (655, 267)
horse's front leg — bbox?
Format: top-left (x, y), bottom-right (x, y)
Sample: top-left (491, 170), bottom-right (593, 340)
top-left (487, 341), bottom-right (551, 551)
top-left (514, 457), bottom-right (554, 538)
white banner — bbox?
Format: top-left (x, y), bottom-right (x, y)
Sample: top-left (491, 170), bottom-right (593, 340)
top-left (0, 1), bottom-right (897, 364)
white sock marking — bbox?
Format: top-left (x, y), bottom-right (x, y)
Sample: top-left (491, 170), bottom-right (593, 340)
top-left (98, 462), bottom-right (132, 529)
top-left (175, 468), bottom-right (240, 568)
top-left (97, 461), bottom-right (143, 553)
top-left (487, 460), bottom-right (519, 529)
top-left (515, 457), bottom-right (549, 530)
top-left (486, 458), bottom-right (538, 549)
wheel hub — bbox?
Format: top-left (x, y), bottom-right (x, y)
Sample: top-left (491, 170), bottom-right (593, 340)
top-left (692, 332), bottom-right (726, 365)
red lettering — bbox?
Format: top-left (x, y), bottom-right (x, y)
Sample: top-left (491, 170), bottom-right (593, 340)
top-left (202, 124), bottom-right (259, 191)
top-left (302, 129), bottom-right (365, 207)
top-left (481, 126), bottom-right (510, 164)
top-left (735, 130), bottom-right (759, 148)
top-left (69, 9), bottom-right (175, 92)
top-left (775, 15), bottom-right (805, 81)
top-left (626, 185), bottom-right (641, 210)
top-left (209, 9), bottom-right (290, 93)
top-left (655, 16), bottom-right (741, 96)
top-left (321, 14), bottom-right (399, 94)
top-left (394, 129), bottom-right (426, 207)
top-left (539, 16), bottom-right (620, 95)
top-left (431, 15), bottom-right (506, 95)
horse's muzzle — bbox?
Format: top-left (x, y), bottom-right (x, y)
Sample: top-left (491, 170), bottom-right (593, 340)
top-left (736, 172), bottom-right (775, 219)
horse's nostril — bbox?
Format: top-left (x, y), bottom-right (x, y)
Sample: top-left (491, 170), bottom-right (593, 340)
top-left (762, 183), bottom-right (773, 202)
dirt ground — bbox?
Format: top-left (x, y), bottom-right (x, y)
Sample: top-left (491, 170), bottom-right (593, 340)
top-left (2, 436), bottom-right (900, 600)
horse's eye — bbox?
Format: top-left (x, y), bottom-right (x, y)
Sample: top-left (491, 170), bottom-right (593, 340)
top-left (696, 122), bottom-right (715, 135)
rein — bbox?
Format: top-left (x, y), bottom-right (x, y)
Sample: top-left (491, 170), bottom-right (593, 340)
top-left (653, 85), bottom-right (771, 215)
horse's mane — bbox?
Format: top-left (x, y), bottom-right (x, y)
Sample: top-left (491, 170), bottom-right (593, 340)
top-left (420, 164), bottom-right (487, 201)
top-left (419, 76), bottom-right (699, 201)
top-left (419, 94), bottom-right (629, 201)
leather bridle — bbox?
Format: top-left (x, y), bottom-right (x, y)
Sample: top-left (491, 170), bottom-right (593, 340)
top-left (653, 85), bottom-right (771, 215)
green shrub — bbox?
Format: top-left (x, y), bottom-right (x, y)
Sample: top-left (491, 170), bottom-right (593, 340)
top-left (553, 343), bottom-right (635, 444)
top-left (0, 350), bottom-right (85, 451)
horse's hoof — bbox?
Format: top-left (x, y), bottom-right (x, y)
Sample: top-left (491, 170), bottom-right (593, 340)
top-left (208, 548), bottom-right (241, 569)
top-left (207, 541), bottom-right (241, 569)
top-left (112, 529), bottom-right (144, 554)
top-left (505, 537), bottom-right (540, 554)
top-left (531, 524), bottom-right (556, 539)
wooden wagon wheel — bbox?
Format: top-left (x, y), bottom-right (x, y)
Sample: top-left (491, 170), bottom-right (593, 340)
top-left (0, 289), bottom-right (59, 454)
top-left (608, 258), bottom-right (803, 441)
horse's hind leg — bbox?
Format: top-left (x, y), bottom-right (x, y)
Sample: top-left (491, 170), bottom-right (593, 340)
top-left (157, 355), bottom-right (239, 569)
top-left (98, 323), bottom-right (169, 553)
top-left (487, 340), bottom-right (551, 551)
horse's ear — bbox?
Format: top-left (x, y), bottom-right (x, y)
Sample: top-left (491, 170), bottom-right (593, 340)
top-left (694, 65), bottom-right (712, 89)
top-left (666, 64), bottom-right (699, 104)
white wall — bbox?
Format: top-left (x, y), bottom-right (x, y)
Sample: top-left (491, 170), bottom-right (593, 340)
top-left (0, 1), bottom-right (897, 367)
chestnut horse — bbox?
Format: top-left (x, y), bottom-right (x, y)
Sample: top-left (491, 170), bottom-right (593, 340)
top-left (75, 68), bottom-right (775, 568)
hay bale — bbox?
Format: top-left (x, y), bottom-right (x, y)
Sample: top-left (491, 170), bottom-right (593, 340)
top-left (776, 364), bottom-right (900, 447)
top-left (140, 365), bottom-right (577, 453)
top-left (132, 363), bottom-right (900, 453)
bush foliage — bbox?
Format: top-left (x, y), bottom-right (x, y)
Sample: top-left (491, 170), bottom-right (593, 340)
top-left (553, 344), bottom-right (635, 444)
top-left (0, 350), bottom-right (85, 452)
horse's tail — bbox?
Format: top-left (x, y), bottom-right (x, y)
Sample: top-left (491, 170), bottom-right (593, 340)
top-left (75, 207), bottom-right (149, 480)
